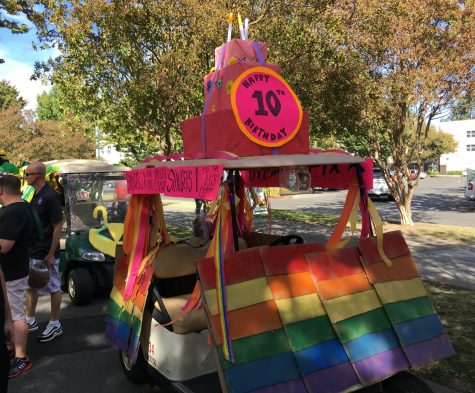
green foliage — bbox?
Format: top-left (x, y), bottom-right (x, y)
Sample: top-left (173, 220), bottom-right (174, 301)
top-left (426, 171), bottom-right (439, 176)
top-left (447, 170), bottom-right (463, 175)
top-left (30, 0), bottom-right (474, 226)
top-left (416, 282), bottom-right (475, 393)
top-left (0, 0), bottom-right (37, 34)
top-left (36, 86), bottom-right (62, 120)
top-left (450, 90), bottom-right (475, 120)
top-left (0, 80), bottom-right (26, 110)
top-left (423, 128), bottom-right (457, 164)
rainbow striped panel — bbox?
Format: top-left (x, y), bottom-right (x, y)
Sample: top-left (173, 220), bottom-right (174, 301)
top-left (105, 254), bottom-right (154, 362)
top-left (308, 247), bottom-right (410, 385)
top-left (196, 231), bottom-right (454, 393)
top-left (358, 231), bottom-right (455, 368)
top-left (271, 274), bottom-right (360, 393)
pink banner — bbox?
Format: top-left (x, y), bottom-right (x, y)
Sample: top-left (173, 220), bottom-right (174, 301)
top-left (241, 157), bottom-right (373, 190)
top-left (126, 165), bottom-right (224, 200)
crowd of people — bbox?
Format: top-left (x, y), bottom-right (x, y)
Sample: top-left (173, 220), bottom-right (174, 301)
top-left (0, 161), bottom-right (64, 392)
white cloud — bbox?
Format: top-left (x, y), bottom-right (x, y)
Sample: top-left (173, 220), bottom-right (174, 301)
top-left (0, 50), bottom-right (51, 111)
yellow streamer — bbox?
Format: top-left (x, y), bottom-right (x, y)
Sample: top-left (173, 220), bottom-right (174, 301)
top-left (367, 198), bottom-right (393, 267)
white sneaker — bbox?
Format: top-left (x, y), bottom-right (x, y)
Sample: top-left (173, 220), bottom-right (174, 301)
top-left (37, 322), bottom-right (63, 343)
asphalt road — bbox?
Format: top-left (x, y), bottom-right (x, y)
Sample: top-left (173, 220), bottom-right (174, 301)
top-left (9, 176), bottom-right (471, 393)
top-left (271, 176), bottom-right (475, 227)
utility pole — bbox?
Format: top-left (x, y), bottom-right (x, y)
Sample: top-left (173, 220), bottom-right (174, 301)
top-left (96, 125), bottom-right (101, 159)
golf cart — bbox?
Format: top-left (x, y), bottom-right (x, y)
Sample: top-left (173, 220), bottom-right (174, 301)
top-left (46, 160), bottom-right (130, 306)
top-left (108, 153), bottom-right (451, 393)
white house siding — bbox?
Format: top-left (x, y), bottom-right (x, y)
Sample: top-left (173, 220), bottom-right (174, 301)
top-left (97, 144), bottom-right (126, 165)
top-left (438, 119), bottom-right (475, 172)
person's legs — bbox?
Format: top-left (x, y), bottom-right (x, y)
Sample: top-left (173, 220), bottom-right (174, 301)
top-left (5, 278), bottom-right (29, 358)
top-left (26, 259), bottom-right (40, 328)
top-left (50, 291), bottom-right (62, 321)
top-left (6, 277), bottom-right (32, 378)
top-left (12, 320), bottom-right (28, 358)
top-left (37, 258), bottom-right (63, 343)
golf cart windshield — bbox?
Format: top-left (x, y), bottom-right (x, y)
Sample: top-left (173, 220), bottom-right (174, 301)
top-left (64, 173), bottom-right (129, 232)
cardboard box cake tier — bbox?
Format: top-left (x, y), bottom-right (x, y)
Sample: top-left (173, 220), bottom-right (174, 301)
top-left (214, 39), bottom-right (267, 69)
top-left (181, 110), bottom-right (309, 157)
top-left (204, 62), bottom-right (280, 112)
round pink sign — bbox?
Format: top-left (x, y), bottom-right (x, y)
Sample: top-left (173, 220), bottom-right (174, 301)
top-left (231, 67), bottom-right (303, 147)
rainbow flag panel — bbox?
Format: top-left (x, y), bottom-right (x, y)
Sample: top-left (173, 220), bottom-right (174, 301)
top-left (358, 231), bottom-right (455, 368)
top-left (105, 252), bottom-right (154, 363)
top-left (196, 231), bottom-right (454, 393)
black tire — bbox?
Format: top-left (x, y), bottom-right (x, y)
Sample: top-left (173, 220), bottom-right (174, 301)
top-left (382, 371), bottom-right (434, 393)
top-left (119, 348), bottom-right (149, 385)
top-left (67, 268), bottom-right (94, 306)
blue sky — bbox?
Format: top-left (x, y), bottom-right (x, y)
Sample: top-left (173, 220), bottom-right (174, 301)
top-left (0, 12), bottom-right (56, 111)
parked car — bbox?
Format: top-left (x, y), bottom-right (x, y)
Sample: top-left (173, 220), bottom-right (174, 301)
top-left (368, 168), bottom-right (394, 200)
top-left (465, 180), bottom-right (475, 201)
top-left (410, 169), bottom-right (426, 179)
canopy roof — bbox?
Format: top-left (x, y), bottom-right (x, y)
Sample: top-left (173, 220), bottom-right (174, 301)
top-left (135, 153), bottom-right (364, 171)
top-left (45, 159), bottom-right (128, 174)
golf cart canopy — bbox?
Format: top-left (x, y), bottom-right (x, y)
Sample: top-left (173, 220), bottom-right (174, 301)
top-left (45, 159), bottom-right (128, 174)
top-left (127, 152), bottom-right (372, 199)
top-left (134, 152), bottom-right (364, 170)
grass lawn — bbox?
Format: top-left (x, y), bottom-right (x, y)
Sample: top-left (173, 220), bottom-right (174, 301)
top-left (416, 282), bottom-right (475, 393)
top-left (272, 209), bottom-right (475, 243)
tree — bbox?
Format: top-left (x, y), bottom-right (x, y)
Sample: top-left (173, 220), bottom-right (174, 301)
top-left (0, 104), bottom-right (28, 162)
top-left (32, 1), bottom-right (354, 158)
top-left (335, 0), bottom-right (475, 225)
top-left (0, 0), bottom-right (37, 33)
top-left (423, 128), bottom-right (457, 165)
top-left (0, 80), bottom-right (26, 109)
top-left (33, 0), bottom-right (228, 158)
top-left (19, 119), bottom-right (96, 161)
top-left (36, 86), bottom-right (62, 120)
top-left (450, 90), bottom-right (475, 120)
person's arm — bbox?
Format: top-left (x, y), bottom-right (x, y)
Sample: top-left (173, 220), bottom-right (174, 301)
top-left (44, 220), bottom-right (63, 267)
top-left (0, 239), bottom-right (15, 254)
top-left (0, 269), bottom-right (13, 343)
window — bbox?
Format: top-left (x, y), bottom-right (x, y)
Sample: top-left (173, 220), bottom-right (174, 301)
top-left (467, 130), bottom-right (475, 138)
top-left (467, 145), bottom-right (475, 151)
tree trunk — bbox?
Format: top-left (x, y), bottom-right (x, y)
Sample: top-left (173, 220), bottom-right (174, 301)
top-left (397, 197), bottom-right (414, 226)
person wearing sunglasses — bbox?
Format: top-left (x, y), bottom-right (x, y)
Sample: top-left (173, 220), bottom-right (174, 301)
top-left (24, 162), bottom-right (64, 343)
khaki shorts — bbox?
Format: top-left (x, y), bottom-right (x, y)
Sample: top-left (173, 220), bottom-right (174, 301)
top-left (29, 258), bottom-right (61, 293)
top-left (6, 276), bottom-right (28, 321)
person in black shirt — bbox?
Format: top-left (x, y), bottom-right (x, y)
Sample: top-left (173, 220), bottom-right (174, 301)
top-left (0, 175), bottom-right (34, 378)
top-left (24, 162), bottom-right (64, 343)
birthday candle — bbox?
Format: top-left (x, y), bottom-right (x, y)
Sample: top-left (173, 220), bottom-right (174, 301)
top-left (244, 18), bottom-right (249, 40)
top-left (237, 13), bottom-right (244, 40)
top-left (227, 12), bottom-right (233, 42)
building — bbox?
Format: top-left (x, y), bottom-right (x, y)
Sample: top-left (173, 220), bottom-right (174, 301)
top-left (438, 119), bottom-right (475, 173)
top-left (97, 143), bottom-right (126, 165)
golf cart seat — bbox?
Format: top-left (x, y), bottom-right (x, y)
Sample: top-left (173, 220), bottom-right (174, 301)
top-left (153, 237), bottom-right (248, 278)
top-left (154, 294), bottom-right (208, 334)
top-left (151, 237), bottom-right (248, 334)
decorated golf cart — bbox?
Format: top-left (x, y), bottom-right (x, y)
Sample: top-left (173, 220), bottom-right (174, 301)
top-left (43, 159), bottom-right (130, 305)
top-left (106, 23), bottom-right (453, 393)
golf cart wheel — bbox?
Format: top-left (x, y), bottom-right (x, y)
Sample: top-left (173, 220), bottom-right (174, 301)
top-left (119, 348), bottom-right (149, 385)
top-left (68, 268), bottom-right (93, 306)
top-left (382, 371), bottom-right (434, 393)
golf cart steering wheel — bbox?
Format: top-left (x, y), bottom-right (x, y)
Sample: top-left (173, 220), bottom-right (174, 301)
top-left (269, 235), bottom-right (304, 247)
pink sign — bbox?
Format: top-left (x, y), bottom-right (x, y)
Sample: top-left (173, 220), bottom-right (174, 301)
top-left (231, 66), bottom-right (303, 147)
top-left (126, 165), bottom-right (224, 200)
